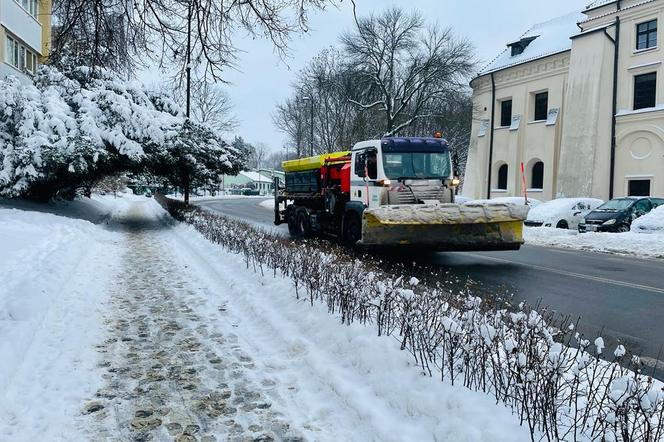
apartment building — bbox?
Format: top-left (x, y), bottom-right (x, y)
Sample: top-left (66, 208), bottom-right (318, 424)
top-left (0, 0), bottom-right (52, 84)
top-left (464, 0), bottom-right (664, 201)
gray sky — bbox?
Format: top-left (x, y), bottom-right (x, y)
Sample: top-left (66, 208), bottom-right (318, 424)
top-left (219, 0), bottom-right (586, 151)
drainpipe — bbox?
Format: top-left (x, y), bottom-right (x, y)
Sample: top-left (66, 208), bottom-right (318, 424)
top-left (609, 1), bottom-right (622, 199)
top-left (487, 73), bottom-right (496, 199)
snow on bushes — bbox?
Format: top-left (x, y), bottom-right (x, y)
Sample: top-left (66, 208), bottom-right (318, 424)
top-left (0, 66), bottom-right (244, 200)
top-left (158, 195), bottom-right (664, 442)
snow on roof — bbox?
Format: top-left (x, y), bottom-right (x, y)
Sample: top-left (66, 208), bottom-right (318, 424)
top-left (239, 171), bottom-right (272, 182)
top-left (478, 11), bottom-right (584, 76)
top-left (586, 0), bottom-right (616, 10)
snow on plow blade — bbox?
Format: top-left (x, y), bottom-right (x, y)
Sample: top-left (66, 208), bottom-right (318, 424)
top-left (361, 203), bottom-right (529, 251)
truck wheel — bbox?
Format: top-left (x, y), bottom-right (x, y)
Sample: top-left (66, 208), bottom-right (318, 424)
top-left (556, 220), bottom-right (568, 229)
top-left (343, 213), bottom-right (362, 246)
top-left (297, 210), bottom-right (314, 239)
top-left (287, 208), bottom-right (300, 237)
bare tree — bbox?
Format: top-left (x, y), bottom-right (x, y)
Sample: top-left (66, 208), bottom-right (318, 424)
top-left (273, 97), bottom-right (309, 157)
top-left (341, 7), bottom-right (475, 136)
top-left (190, 82), bottom-right (238, 135)
top-left (52, 0), bottom-right (335, 80)
top-left (248, 142), bottom-right (271, 170)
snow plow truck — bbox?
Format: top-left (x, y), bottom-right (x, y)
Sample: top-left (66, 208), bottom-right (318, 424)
top-left (273, 136), bottom-right (528, 251)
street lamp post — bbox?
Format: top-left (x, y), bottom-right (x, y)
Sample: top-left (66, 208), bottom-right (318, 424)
top-left (183, 0), bottom-right (193, 205)
top-left (302, 96), bottom-right (314, 156)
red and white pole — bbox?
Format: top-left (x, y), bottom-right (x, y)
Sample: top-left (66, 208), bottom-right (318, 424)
top-left (520, 162), bottom-right (529, 205)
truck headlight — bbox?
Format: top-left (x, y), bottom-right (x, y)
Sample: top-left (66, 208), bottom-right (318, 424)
top-left (603, 219), bottom-right (616, 226)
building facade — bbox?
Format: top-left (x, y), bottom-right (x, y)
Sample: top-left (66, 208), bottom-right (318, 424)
top-left (464, 0), bottom-right (664, 201)
top-left (0, 0), bottom-right (52, 84)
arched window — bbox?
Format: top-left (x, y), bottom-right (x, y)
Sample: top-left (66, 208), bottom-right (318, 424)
top-left (497, 164), bottom-right (508, 190)
top-left (531, 161), bottom-right (544, 189)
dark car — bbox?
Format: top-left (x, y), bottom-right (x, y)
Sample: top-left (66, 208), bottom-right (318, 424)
top-left (579, 197), bottom-right (664, 233)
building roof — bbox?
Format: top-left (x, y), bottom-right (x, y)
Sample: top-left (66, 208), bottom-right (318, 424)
top-left (586, 0), bottom-right (616, 10)
top-left (478, 11), bottom-right (585, 77)
top-left (239, 171), bottom-right (272, 182)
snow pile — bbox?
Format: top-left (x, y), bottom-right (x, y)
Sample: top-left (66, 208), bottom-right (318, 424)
top-left (0, 196), bottom-right (124, 439)
top-left (632, 205), bottom-right (664, 233)
top-left (524, 227), bottom-right (664, 259)
top-left (159, 195), bottom-right (664, 441)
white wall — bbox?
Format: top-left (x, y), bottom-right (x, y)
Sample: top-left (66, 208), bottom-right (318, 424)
top-left (0, 0), bottom-right (43, 54)
top-left (0, 60), bottom-right (31, 83)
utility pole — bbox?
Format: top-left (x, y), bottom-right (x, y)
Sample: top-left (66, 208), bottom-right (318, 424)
top-left (184, 0), bottom-right (192, 205)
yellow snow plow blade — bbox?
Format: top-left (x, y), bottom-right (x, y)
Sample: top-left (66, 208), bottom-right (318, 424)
top-left (361, 203), bottom-right (529, 251)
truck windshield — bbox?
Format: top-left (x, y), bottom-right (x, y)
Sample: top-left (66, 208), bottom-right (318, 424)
top-left (382, 152), bottom-right (451, 180)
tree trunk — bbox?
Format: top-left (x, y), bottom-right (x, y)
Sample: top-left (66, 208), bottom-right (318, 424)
top-left (184, 171), bottom-right (190, 205)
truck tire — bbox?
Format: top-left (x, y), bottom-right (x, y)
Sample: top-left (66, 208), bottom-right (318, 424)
top-left (297, 209), bottom-right (314, 239)
top-left (343, 213), bottom-right (362, 246)
top-left (287, 207), bottom-right (300, 237)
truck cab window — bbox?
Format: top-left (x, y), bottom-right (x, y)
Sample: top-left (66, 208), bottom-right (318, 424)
top-left (366, 150), bottom-right (378, 179)
top-left (354, 152), bottom-right (366, 177)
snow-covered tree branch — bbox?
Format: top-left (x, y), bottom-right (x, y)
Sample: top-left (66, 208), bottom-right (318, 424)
top-left (0, 66), bottom-right (245, 201)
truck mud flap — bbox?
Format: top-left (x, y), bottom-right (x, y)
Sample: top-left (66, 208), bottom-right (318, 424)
top-left (360, 203), bottom-right (529, 252)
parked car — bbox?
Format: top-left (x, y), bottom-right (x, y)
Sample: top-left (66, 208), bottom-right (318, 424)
top-left (465, 197), bottom-right (542, 207)
top-left (525, 198), bottom-right (604, 230)
top-left (631, 204), bottom-right (664, 233)
top-left (579, 197), bottom-right (664, 233)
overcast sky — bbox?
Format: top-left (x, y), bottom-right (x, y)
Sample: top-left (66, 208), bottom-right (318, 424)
top-left (218, 0), bottom-right (586, 151)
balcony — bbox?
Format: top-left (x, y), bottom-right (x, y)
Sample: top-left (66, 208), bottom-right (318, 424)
top-left (0, 0), bottom-right (43, 54)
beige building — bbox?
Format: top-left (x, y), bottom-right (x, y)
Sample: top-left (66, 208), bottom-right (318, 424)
top-left (0, 0), bottom-right (52, 84)
top-left (464, 0), bottom-right (664, 201)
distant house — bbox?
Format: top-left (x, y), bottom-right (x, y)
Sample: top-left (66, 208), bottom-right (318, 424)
top-left (1, 0), bottom-right (52, 84)
top-left (223, 171), bottom-right (275, 194)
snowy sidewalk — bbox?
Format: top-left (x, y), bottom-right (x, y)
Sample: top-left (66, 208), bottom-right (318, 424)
top-left (1, 198), bottom-right (527, 441)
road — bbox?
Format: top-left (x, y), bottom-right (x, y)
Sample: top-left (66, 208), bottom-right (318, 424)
top-left (198, 197), bottom-right (664, 373)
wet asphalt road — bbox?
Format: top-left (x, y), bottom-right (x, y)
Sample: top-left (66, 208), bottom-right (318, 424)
top-left (197, 197), bottom-right (664, 373)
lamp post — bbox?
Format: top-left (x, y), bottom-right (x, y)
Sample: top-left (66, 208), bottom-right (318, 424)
top-left (182, 0), bottom-right (193, 205)
top-left (302, 96), bottom-right (314, 156)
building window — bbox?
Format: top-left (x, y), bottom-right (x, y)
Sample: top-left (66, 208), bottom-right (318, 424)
top-left (636, 20), bottom-right (657, 50)
top-left (500, 99), bottom-right (512, 127)
top-left (497, 164), bottom-right (508, 190)
top-left (16, 0), bottom-right (39, 17)
top-left (634, 73), bottom-right (656, 110)
top-left (531, 161), bottom-right (544, 189)
top-left (4, 35), bottom-right (38, 75)
top-left (509, 36), bottom-right (537, 57)
top-left (628, 179), bottom-right (651, 196)
top-left (534, 92), bottom-right (548, 121)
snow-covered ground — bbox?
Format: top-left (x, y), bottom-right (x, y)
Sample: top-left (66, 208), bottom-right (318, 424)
top-left (258, 198), bottom-right (275, 210)
top-left (0, 195), bottom-right (527, 441)
top-left (0, 195), bottom-right (127, 440)
top-left (524, 227), bottom-right (664, 259)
